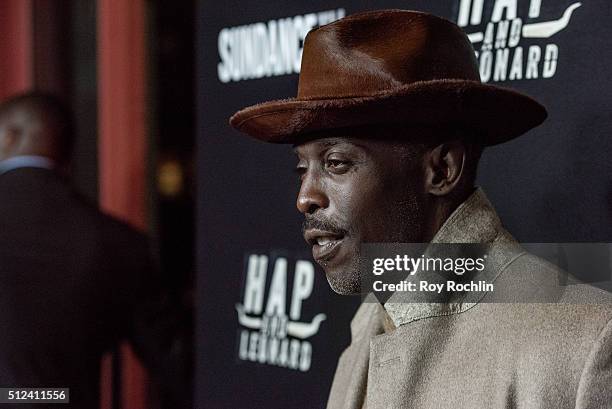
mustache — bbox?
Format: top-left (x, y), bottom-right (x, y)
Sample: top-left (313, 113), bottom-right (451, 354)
top-left (302, 214), bottom-right (348, 236)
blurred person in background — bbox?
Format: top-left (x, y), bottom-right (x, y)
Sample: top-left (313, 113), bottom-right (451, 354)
top-left (0, 92), bottom-right (186, 408)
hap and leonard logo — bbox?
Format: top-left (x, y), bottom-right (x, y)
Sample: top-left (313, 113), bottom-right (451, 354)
top-left (457, 0), bottom-right (582, 82)
top-left (236, 254), bottom-right (326, 372)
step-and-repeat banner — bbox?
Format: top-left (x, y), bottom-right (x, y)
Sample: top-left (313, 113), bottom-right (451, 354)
top-left (196, 1), bottom-right (612, 407)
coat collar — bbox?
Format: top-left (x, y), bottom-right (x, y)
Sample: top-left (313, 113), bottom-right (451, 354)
top-left (429, 187), bottom-right (501, 244)
top-left (382, 188), bottom-right (524, 328)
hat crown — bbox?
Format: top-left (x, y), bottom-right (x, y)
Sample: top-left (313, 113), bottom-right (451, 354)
top-left (297, 10), bottom-right (481, 100)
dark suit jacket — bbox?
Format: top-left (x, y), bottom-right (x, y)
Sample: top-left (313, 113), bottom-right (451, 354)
top-left (0, 167), bottom-right (167, 408)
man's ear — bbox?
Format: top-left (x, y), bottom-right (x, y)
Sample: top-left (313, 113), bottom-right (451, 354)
top-left (423, 140), bottom-right (466, 196)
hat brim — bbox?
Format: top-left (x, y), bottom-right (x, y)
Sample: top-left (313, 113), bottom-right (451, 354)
top-left (229, 79), bottom-right (547, 146)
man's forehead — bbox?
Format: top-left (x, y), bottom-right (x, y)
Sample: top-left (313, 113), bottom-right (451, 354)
top-left (291, 123), bottom-right (443, 154)
top-left (292, 136), bottom-right (378, 155)
top-left (294, 137), bottom-right (347, 150)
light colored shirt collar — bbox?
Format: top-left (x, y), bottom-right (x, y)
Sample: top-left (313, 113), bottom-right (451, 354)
top-left (0, 155), bottom-right (55, 175)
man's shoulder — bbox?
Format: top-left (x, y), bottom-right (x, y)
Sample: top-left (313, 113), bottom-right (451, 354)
top-left (92, 207), bottom-right (147, 242)
top-left (484, 249), bottom-right (612, 346)
top-left (0, 167), bottom-right (148, 251)
top-left (57, 180), bottom-right (148, 247)
top-left (502, 249), bottom-right (612, 305)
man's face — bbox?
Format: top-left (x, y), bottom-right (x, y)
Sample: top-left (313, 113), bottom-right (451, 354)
top-left (295, 135), bottom-right (428, 294)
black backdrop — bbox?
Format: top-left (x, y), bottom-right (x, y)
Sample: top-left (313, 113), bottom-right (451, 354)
top-left (196, 1), bottom-right (612, 408)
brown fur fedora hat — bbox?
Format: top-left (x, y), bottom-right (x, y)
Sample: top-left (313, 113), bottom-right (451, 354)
top-left (229, 9), bottom-right (547, 145)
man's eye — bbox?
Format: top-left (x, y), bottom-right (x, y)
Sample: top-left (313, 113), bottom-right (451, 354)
top-left (325, 159), bottom-right (351, 173)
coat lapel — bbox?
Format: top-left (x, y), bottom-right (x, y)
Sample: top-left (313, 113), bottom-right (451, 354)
top-left (327, 296), bottom-right (386, 409)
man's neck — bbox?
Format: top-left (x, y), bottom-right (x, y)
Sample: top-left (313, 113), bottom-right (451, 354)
top-left (423, 188), bottom-right (475, 242)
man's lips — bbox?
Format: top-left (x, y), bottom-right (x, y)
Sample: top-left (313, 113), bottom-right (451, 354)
top-left (303, 229), bottom-right (346, 262)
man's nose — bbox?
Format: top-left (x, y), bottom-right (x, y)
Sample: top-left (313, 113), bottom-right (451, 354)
top-left (296, 173), bottom-right (329, 215)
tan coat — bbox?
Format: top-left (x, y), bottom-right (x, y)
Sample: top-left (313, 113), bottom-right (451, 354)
top-left (327, 189), bottom-right (612, 409)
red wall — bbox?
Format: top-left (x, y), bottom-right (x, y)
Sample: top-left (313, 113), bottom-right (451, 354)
top-left (98, 1), bottom-right (149, 408)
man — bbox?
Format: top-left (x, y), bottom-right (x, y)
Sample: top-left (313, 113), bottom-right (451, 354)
top-left (230, 10), bottom-right (612, 409)
top-left (0, 92), bottom-right (177, 408)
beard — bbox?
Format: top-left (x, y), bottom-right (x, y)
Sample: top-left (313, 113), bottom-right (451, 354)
top-left (325, 254), bottom-right (362, 295)
top-left (325, 191), bottom-right (427, 296)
